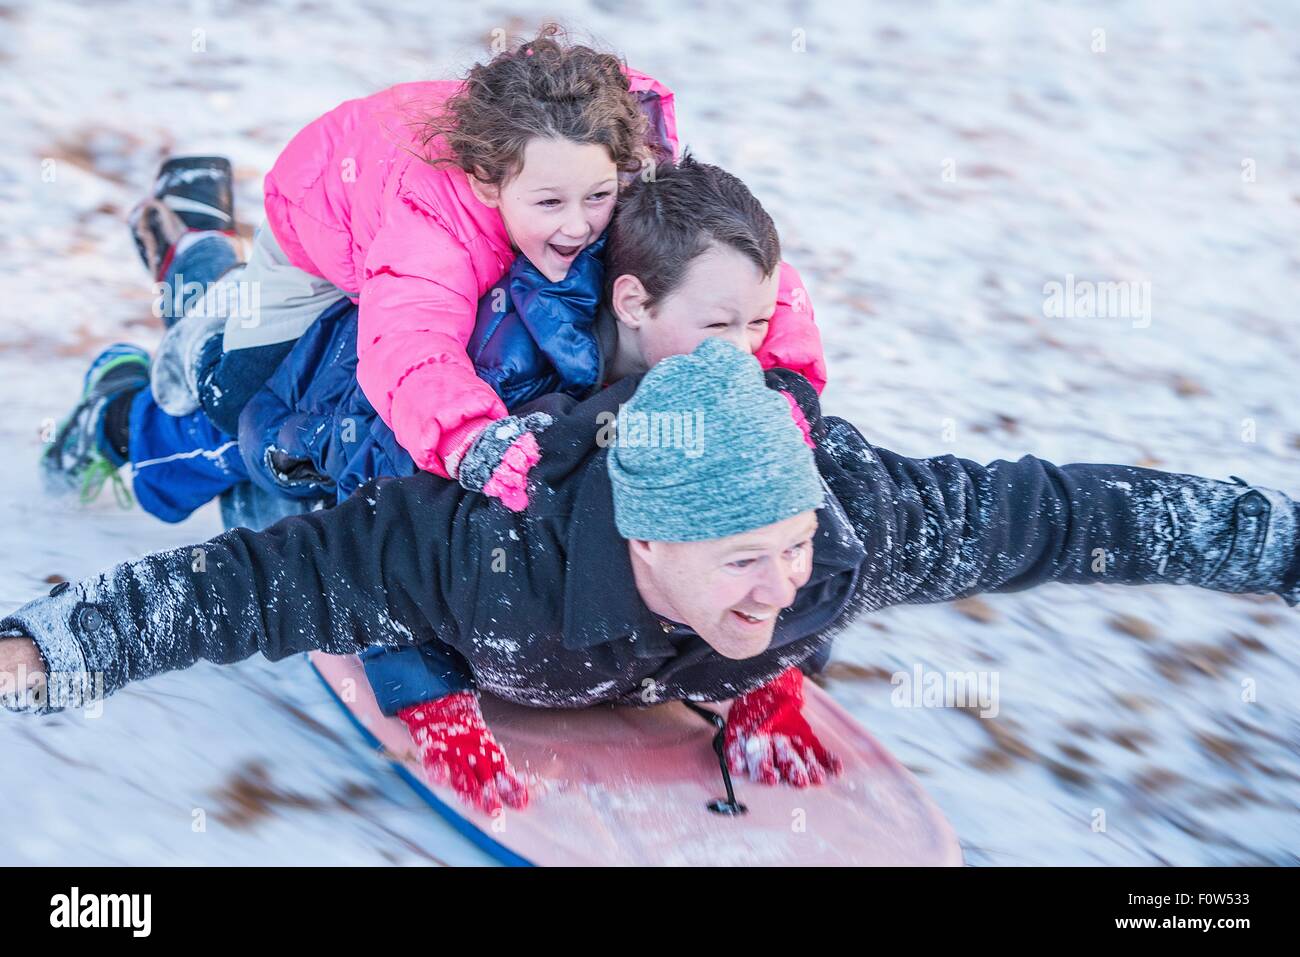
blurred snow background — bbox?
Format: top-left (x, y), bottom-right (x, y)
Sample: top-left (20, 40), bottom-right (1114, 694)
top-left (0, 0), bottom-right (1297, 865)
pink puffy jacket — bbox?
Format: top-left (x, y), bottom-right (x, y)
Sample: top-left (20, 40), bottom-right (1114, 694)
top-left (263, 70), bottom-right (826, 478)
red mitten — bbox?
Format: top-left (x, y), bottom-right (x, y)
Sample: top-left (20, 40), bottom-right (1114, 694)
top-left (724, 666), bottom-right (843, 787)
top-left (398, 692), bottom-right (530, 814)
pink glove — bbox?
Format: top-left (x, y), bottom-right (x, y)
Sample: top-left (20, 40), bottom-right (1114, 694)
top-left (398, 692), bottom-right (530, 814)
top-left (455, 412), bottom-right (551, 512)
top-left (724, 666), bottom-right (843, 787)
top-left (481, 432), bottom-right (542, 512)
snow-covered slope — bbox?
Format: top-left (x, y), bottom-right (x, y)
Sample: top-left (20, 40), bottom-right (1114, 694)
top-left (0, 0), bottom-right (1296, 865)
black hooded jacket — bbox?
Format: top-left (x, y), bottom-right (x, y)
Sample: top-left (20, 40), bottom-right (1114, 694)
top-left (3, 370), bottom-right (1296, 714)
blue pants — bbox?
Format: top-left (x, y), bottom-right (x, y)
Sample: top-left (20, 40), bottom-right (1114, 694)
top-left (217, 480), bottom-right (316, 534)
top-left (128, 386), bottom-right (247, 523)
top-left (128, 236), bottom-right (294, 523)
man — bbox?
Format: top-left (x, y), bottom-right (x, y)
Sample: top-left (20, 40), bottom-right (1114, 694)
top-left (3, 339), bottom-right (1297, 815)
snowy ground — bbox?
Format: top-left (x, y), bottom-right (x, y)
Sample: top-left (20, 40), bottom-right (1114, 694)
top-left (1, 0), bottom-right (1297, 865)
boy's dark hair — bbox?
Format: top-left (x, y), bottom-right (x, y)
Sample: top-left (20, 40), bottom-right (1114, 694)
top-left (604, 153), bottom-right (782, 308)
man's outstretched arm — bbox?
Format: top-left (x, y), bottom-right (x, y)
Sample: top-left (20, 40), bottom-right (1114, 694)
top-left (0, 472), bottom-right (465, 713)
top-left (816, 417), bottom-right (1300, 609)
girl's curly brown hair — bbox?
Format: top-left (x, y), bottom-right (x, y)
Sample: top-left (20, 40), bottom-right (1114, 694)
top-left (421, 24), bottom-right (664, 186)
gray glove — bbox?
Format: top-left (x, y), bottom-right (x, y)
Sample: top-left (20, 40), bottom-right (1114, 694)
top-left (457, 412), bottom-right (553, 507)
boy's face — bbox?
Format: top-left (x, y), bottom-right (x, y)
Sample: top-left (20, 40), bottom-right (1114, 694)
top-left (470, 137), bottom-right (618, 282)
top-left (614, 243), bottom-right (781, 370)
top-left (630, 511), bottom-right (819, 660)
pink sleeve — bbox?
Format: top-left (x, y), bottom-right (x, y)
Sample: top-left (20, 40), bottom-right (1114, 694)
top-left (357, 199), bottom-right (505, 479)
top-left (261, 96), bottom-right (367, 291)
top-left (263, 177), bottom-right (359, 294)
top-left (754, 261), bottom-right (827, 395)
top-left (624, 66), bottom-right (681, 160)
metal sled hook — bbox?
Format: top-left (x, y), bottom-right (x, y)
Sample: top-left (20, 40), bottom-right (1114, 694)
top-left (682, 700), bottom-right (748, 816)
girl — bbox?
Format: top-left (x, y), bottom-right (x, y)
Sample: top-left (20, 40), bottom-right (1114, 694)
top-left (249, 24), bottom-right (821, 503)
top-left (266, 26), bottom-right (682, 495)
top-left (43, 26), bottom-right (681, 517)
top-left (239, 154), bottom-right (827, 507)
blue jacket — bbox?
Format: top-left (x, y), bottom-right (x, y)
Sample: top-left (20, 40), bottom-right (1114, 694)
top-left (238, 236), bottom-right (607, 503)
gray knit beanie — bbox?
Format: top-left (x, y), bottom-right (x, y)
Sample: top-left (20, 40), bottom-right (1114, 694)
top-left (606, 338), bottom-right (823, 542)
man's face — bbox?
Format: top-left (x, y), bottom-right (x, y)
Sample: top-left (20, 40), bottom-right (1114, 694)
top-left (470, 137), bottom-right (618, 282)
top-left (615, 244), bottom-right (781, 369)
top-left (631, 511), bottom-right (818, 660)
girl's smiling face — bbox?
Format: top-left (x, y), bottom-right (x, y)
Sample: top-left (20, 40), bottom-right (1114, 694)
top-left (469, 137), bottom-right (618, 281)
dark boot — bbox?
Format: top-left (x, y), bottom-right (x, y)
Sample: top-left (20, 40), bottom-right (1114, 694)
top-left (129, 156), bottom-right (235, 278)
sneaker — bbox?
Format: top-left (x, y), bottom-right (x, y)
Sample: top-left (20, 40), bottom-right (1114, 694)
top-left (41, 344), bottom-right (150, 507)
top-left (129, 155), bottom-right (235, 278)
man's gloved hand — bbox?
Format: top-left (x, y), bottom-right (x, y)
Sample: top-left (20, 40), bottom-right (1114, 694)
top-left (397, 691), bottom-right (530, 814)
top-left (456, 412), bottom-right (553, 512)
top-left (724, 665), bottom-right (843, 787)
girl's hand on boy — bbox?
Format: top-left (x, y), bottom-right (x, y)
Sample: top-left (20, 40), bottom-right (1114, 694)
top-left (481, 431), bottom-right (541, 512)
top-left (398, 691), bottom-right (530, 815)
top-left (724, 665), bottom-right (843, 787)
top-left (457, 412), bottom-right (552, 512)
